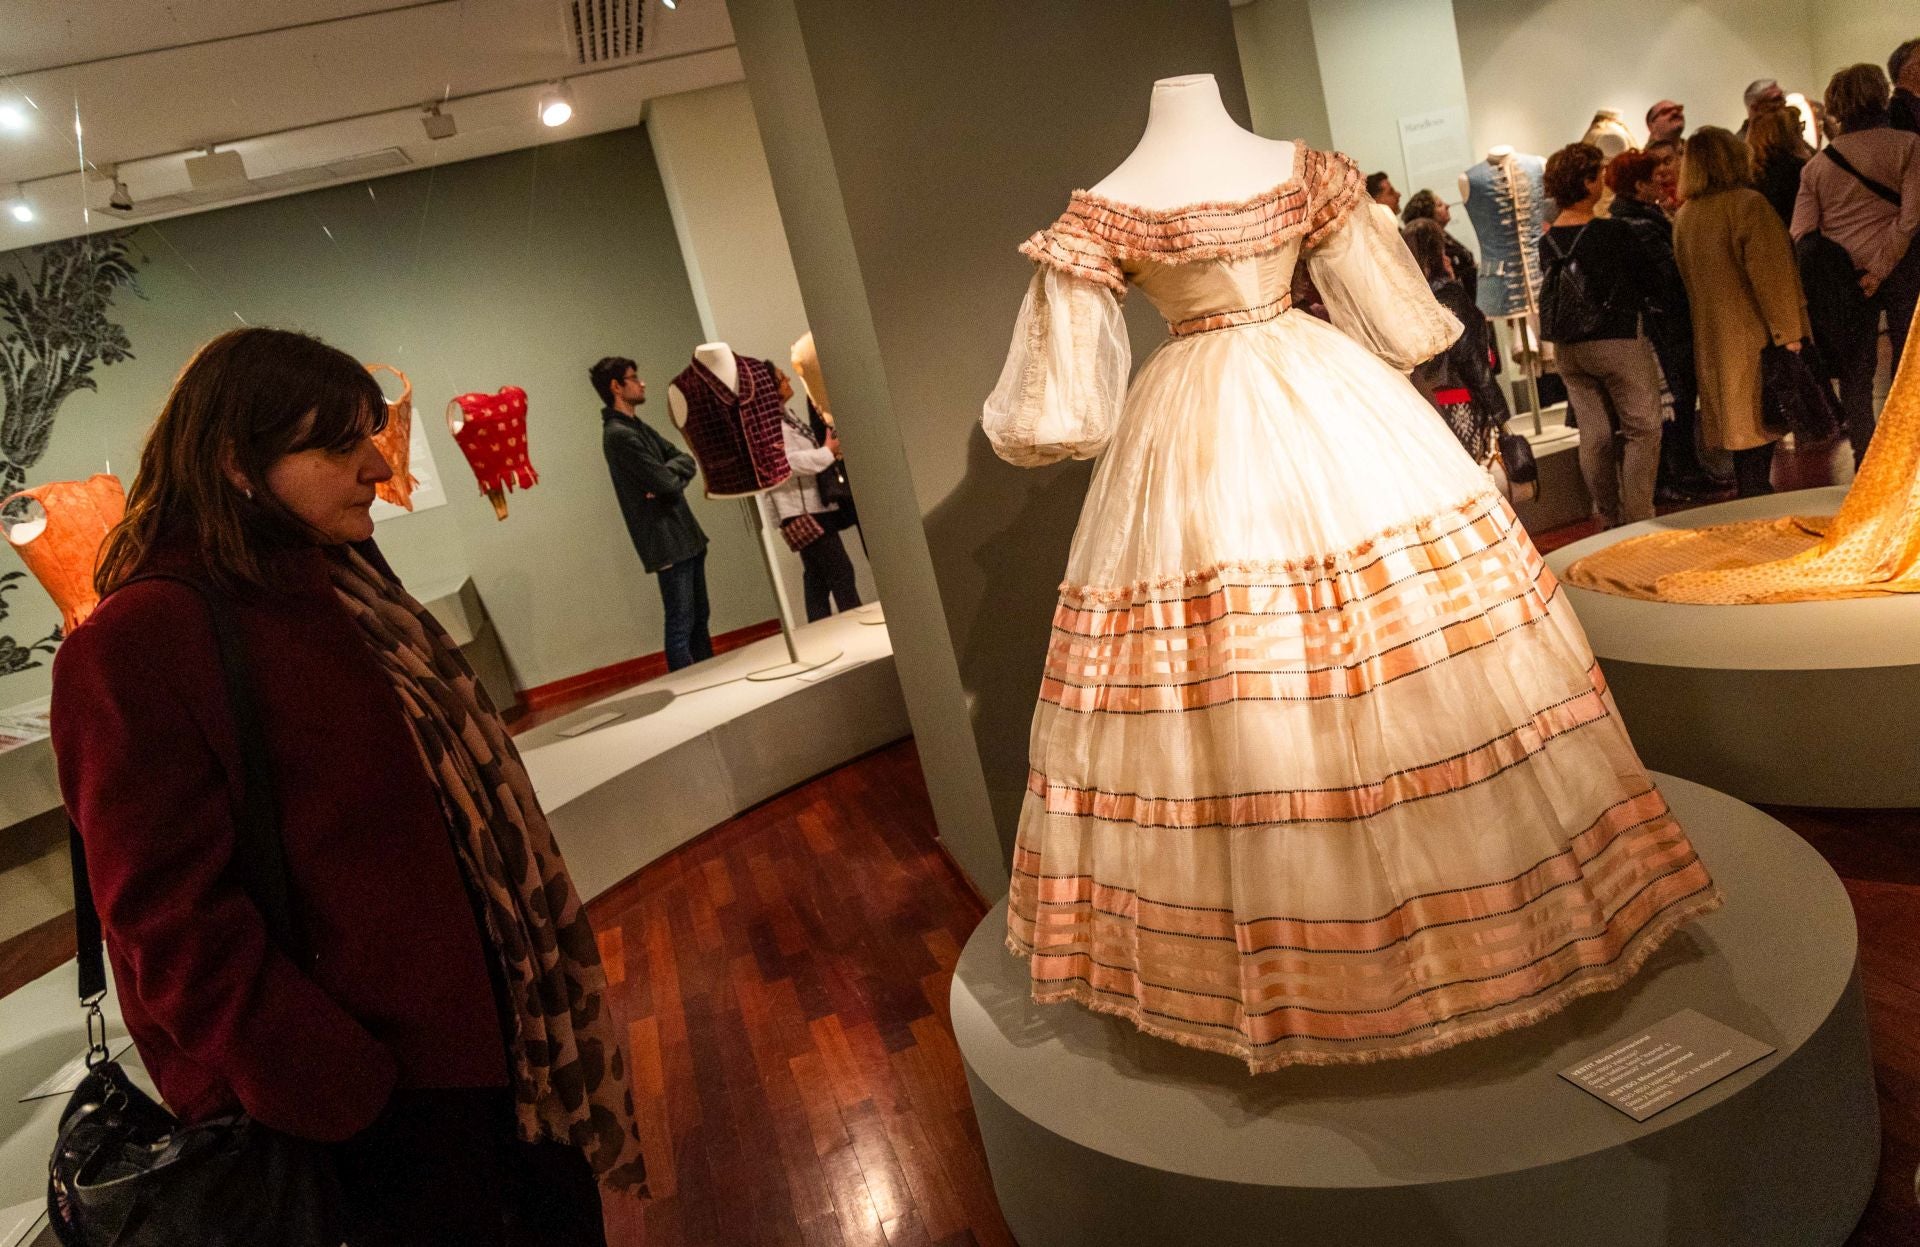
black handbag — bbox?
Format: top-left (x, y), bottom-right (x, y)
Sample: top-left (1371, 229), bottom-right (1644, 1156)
top-left (1796, 229), bottom-right (1869, 354)
top-left (814, 459), bottom-right (854, 511)
top-left (49, 579), bottom-right (343, 1247)
top-left (1759, 341), bottom-right (1845, 445)
top-left (800, 401), bottom-right (854, 511)
top-left (1538, 226), bottom-right (1611, 343)
top-left (1495, 430), bottom-right (1540, 505)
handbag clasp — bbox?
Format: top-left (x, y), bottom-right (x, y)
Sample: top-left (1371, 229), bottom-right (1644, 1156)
top-left (83, 992), bottom-right (111, 1068)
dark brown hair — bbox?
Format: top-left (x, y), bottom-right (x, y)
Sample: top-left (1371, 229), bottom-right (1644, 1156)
top-left (1401, 219), bottom-right (1450, 282)
top-left (588, 355), bottom-right (636, 407)
top-left (1747, 105), bottom-right (1807, 169)
top-left (1893, 38), bottom-right (1920, 85)
top-left (1826, 63), bottom-right (1892, 132)
top-left (96, 327), bottom-right (387, 596)
top-left (1544, 143), bottom-right (1606, 211)
top-left (1400, 188), bottom-right (1441, 223)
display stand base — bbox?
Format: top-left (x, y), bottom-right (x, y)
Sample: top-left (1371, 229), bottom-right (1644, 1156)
top-left (856, 602), bottom-right (885, 626)
top-left (952, 774), bottom-right (1876, 1247)
top-left (1547, 488), bottom-right (1920, 806)
top-left (747, 650), bottom-right (841, 681)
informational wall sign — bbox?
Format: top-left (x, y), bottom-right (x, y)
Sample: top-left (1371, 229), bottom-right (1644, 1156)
top-left (1560, 1010), bottom-right (1775, 1122)
top-left (371, 410), bottom-right (450, 523)
top-left (1398, 107), bottom-right (1473, 202)
top-left (0, 698), bottom-right (50, 755)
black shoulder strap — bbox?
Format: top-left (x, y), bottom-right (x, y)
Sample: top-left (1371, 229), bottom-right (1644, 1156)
top-left (71, 579), bottom-right (305, 1011)
top-left (1543, 224), bottom-right (1588, 264)
top-left (1824, 144), bottom-right (1902, 206)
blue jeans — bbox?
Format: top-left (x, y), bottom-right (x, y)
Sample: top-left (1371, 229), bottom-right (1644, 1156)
top-left (657, 551), bottom-right (712, 671)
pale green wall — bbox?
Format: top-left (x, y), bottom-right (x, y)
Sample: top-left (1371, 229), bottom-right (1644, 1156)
top-left (0, 125), bottom-right (777, 708)
top-left (1305, 0), bottom-right (1471, 193)
top-left (1234, 0), bottom-right (1335, 149)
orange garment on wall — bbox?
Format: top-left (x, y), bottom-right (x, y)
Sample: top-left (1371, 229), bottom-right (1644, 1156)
top-left (366, 363), bottom-right (419, 511)
top-left (3, 473), bottom-right (127, 632)
top-left (1564, 306), bottom-right (1920, 601)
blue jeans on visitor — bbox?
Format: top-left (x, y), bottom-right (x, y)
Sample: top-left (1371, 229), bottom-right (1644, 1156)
top-left (657, 551), bottom-right (712, 671)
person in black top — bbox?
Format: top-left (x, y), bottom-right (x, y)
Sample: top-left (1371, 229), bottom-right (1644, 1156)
top-left (591, 355), bottom-right (713, 671)
top-left (1605, 149), bottom-right (1717, 501)
top-left (1538, 142), bottom-right (1664, 529)
top-left (1402, 219), bottom-right (1508, 462)
top-left (1891, 38), bottom-right (1920, 134)
top-left (1747, 105), bottom-right (1812, 225)
top-left (1400, 189), bottom-right (1479, 305)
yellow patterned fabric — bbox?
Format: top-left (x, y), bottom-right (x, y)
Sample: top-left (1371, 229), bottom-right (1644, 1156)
top-left (1565, 308), bottom-right (1920, 602)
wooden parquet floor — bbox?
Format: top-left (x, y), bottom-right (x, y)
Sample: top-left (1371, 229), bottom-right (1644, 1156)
top-left (584, 740), bottom-right (1012, 1247)
top-left (579, 738), bottom-right (1920, 1247)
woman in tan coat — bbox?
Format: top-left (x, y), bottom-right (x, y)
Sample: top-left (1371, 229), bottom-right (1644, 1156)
top-left (1673, 126), bottom-right (1812, 495)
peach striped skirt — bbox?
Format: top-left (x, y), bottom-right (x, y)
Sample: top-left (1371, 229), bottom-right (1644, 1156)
top-left (1007, 490), bottom-right (1722, 1070)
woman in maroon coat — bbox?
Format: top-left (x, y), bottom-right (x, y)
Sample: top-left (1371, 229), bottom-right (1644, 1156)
top-left (52, 328), bottom-right (645, 1245)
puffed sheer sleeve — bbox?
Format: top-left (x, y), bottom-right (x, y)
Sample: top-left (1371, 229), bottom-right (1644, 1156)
top-left (981, 228), bottom-right (1131, 468)
top-left (1302, 150), bottom-right (1462, 371)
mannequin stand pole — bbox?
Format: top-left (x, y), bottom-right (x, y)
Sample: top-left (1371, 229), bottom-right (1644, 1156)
top-left (1504, 313), bottom-right (1546, 436)
top-left (742, 495), bottom-right (840, 681)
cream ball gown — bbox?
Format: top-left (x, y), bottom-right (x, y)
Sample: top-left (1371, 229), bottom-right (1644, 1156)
top-left (983, 143), bottom-right (1722, 1071)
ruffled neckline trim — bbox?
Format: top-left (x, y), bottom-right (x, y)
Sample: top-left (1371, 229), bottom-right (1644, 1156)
top-left (1018, 142), bottom-right (1365, 288)
top-left (1064, 139), bottom-right (1310, 222)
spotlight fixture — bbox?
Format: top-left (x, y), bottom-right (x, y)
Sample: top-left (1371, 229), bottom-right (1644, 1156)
top-left (6, 187), bottom-right (32, 223)
top-left (538, 81), bottom-right (575, 128)
top-left (422, 102), bottom-right (457, 140)
top-left (0, 104), bottom-right (25, 132)
top-left (107, 167), bottom-right (133, 212)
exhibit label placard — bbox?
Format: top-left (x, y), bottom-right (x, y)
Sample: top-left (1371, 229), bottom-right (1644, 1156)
top-left (1560, 1009), bottom-right (1775, 1122)
top-left (1397, 107), bottom-right (1472, 204)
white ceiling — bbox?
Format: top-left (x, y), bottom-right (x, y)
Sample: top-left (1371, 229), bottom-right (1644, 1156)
top-left (0, 0), bottom-right (743, 251)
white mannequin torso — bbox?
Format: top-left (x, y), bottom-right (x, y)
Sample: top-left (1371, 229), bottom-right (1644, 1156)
top-left (1087, 74), bottom-right (1295, 209)
top-left (1459, 145), bottom-right (1516, 203)
top-left (667, 341), bottom-right (737, 429)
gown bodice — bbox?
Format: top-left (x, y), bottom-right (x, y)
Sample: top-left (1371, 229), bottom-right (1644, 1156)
top-left (1128, 244), bottom-right (1302, 337)
top-left (983, 141), bottom-right (1464, 470)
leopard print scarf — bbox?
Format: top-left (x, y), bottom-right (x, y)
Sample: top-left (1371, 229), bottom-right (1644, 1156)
top-left (324, 545), bottom-right (647, 1195)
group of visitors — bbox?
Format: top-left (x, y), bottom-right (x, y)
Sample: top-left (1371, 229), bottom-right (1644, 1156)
top-left (1387, 40), bottom-right (1920, 533)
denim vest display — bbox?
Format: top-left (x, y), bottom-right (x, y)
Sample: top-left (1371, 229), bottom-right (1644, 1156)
top-left (1462, 153), bottom-right (1548, 318)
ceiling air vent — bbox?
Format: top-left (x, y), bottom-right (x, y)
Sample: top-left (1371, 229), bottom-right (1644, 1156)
top-left (563, 0), bottom-right (645, 65)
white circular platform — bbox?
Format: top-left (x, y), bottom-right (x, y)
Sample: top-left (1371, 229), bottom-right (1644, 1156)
top-left (1546, 487), bottom-right (1920, 807)
top-left (952, 775), bottom-right (1877, 1247)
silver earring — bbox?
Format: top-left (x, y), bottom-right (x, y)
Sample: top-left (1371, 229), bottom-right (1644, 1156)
top-left (242, 487), bottom-right (254, 501)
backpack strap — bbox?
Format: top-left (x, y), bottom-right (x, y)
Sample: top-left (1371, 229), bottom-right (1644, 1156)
top-left (1824, 144), bottom-right (1902, 207)
top-left (69, 578), bottom-right (304, 1033)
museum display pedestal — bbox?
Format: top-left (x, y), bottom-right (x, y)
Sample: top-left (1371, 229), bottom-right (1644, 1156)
top-left (1547, 488), bottom-right (1920, 806)
top-left (517, 609), bottom-right (906, 899)
top-left (951, 775), bottom-right (1876, 1246)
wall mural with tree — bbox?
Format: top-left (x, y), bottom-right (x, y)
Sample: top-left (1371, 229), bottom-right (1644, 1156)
top-left (0, 230), bottom-right (144, 672)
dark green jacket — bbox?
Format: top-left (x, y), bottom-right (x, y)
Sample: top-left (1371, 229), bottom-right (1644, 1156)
top-left (601, 408), bottom-right (708, 572)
